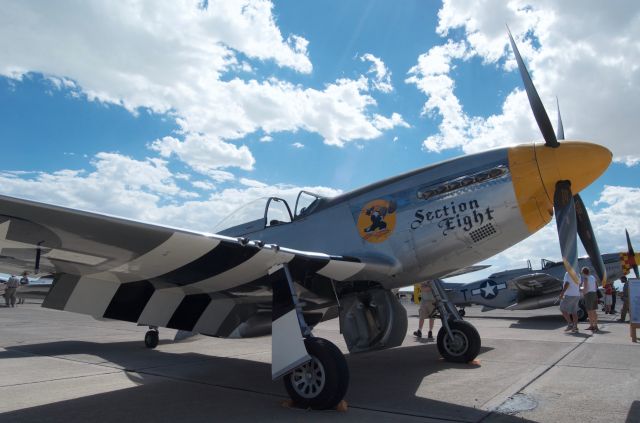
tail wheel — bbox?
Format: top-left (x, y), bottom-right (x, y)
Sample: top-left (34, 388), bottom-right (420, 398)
top-left (577, 301), bottom-right (588, 322)
top-left (283, 337), bottom-right (349, 410)
top-left (144, 330), bottom-right (159, 349)
top-left (437, 320), bottom-right (481, 363)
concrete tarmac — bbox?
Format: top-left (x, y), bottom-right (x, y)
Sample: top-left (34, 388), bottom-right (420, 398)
top-left (0, 301), bottom-right (638, 422)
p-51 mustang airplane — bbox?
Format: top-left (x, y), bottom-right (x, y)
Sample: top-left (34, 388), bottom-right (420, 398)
top-left (0, 32), bottom-right (613, 409)
top-left (443, 230), bottom-right (639, 320)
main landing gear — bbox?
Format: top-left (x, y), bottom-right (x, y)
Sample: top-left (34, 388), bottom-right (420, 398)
top-left (144, 326), bottom-right (159, 349)
top-left (430, 280), bottom-right (481, 363)
top-left (271, 263), bottom-right (349, 410)
top-left (283, 337), bottom-right (349, 410)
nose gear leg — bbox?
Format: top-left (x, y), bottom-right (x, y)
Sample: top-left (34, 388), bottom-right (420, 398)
top-left (429, 279), bottom-right (481, 363)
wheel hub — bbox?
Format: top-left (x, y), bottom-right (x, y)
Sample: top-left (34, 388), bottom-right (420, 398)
top-left (444, 330), bottom-right (468, 356)
top-left (290, 357), bottom-right (326, 399)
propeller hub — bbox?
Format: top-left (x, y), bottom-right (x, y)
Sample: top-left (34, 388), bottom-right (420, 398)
top-left (508, 141), bottom-right (611, 233)
top-left (534, 141), bottom-right (611, 203)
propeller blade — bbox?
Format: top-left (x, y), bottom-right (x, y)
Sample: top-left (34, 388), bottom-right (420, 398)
top-left (554, 181), bottom-right (579, 283)
top-left (507, 27), bottom-right (559, 148)
top-left (626, 229), bottom-right (639, 278)
top-left (556, 97), bottom-right (565, 141)
top-left (574, 194), bottom-right (607, 285)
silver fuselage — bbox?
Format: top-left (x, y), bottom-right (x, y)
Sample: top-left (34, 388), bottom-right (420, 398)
top-left (233, 147), bottom-right (530, 290)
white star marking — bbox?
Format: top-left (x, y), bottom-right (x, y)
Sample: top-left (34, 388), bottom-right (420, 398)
top-left (481, 283), bottom-right (496, 297)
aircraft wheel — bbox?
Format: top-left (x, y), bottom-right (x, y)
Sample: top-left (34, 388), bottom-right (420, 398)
top-left (437, 320), bottom-right (481, 363)
top-left (577, 302), bottom-right (588, 322)
top-left (458, 308), bottom-right (466, 317)
top-left (144, 330), bottom-right (159, 349)
top-left (283, 337), bottom-right (349, 410)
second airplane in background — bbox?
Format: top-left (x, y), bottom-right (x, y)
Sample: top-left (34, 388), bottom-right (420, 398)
top-left (444, 230), bottom-right (639, 319)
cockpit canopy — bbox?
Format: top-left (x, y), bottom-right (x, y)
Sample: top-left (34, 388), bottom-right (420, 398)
top-left (214, 190), bottom-right (327, 236)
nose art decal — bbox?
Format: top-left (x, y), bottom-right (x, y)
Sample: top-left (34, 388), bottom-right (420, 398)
top-left (356, 199), bottom-right (397, 243)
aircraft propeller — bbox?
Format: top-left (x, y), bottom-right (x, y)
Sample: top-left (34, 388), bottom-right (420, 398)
top-left (507, 29), bottom-right (608, 285)
top-left (625, 229), bottom-right (639, 278)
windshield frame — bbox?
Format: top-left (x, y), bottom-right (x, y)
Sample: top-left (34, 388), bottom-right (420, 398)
top-left (294, 190), bottom-right (324, 219)
top-left (264, 197), bottom-right (293, 227)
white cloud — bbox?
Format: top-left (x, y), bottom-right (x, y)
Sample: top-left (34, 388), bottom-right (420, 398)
top-left (0, 159), bottom-right (341, 234)
top-left (239, 177), bottom-right (267, 188)
top-left (406, 40), bottom-right (473, 152)
top-left (259, 135), bottom-right (273, 142)
top-left (591, 186), bottom-right (640, 246)
top-left (191, 180), bottom-right (216, 190)
top-left (0, 0), bottom-right (407, 168)
top-left (291, 142), bottom-right (304, 149)
top-left (149, 135), bottom-right (254, 175)
top-left (0, 153), bottom-right (197, 219)
top-left (408, 1), bottom-right (640, 163)
top-left (361, 53), bottom-right (393, 93)
top-left (372, 112), bottom-right (410, 131)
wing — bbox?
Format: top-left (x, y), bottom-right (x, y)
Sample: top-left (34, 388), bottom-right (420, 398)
top-left (0, 194), bottom-right (367, 336)
top-left (507, 273), bottom-right (564, 296)
top-left (503, 273), bottom-right (565, 310)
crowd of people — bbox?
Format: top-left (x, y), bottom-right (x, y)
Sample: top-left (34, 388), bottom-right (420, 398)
top-left (558, 268), bottom-right (630, 333)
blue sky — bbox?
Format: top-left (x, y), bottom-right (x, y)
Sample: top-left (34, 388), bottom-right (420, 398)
top-left (0, 0), bottom-right (639, 282)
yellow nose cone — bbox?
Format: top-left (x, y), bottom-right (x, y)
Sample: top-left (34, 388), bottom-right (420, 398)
top-left (508, 141), bottom-right (612, 233)
top-left (534, 141), bottom-right (612, 201)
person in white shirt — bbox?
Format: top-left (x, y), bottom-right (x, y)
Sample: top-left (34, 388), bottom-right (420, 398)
top-left (4, 274), bottom-right (20, 307)
top-left (559, 271), bottom-right (581, 333)
top-left (581, 267), bottom-right (599, 332)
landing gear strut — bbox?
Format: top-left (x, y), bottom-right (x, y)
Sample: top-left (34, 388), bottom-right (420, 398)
top-left (429, 280), bottom-right (481, 363)
top-left (144, 327), bottom-right (159, 349)
top-left (271, 263), bottom-right (349, 410)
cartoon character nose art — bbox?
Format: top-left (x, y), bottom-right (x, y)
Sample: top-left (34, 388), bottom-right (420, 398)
top-left (357, 199), bottom-right (397, 243)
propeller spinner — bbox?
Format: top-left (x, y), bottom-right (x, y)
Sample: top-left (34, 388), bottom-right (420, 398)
top-left (508, 28), bottom-right (611, 285)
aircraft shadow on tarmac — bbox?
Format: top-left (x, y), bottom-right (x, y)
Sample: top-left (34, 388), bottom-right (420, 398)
top-left (1, 340), bottom-right (538, 423)
top-left (627, 401), bottom-right (640, 423)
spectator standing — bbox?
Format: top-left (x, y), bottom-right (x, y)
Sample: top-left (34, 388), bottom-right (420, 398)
top-left (581, 267), bottom-right (599, 332)
top-left (18, 271), bottom-right (29, 304)
top-left (604, 282), bottom-right (613, 314)
top-left (4, 274), bottom-right (19, 307)
top-left (618, 276), bottom-right (630, 322)
top-left (559, 271), bottom-right (581, 333)
top-left (413, 280), bottom-right (437, 340)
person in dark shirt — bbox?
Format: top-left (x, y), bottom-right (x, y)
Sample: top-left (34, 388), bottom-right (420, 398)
top-left (618, 276), bottom-right (629, 322)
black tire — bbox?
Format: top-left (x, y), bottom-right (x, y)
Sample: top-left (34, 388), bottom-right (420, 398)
top-left (144, 330), bottom-right (159, 349)
top-left (283, 337), bottom-right (349, 410)
top-left (458, 309), bottom-right (466, 317)
top-left (437, 320), bottom-right (481, 363)
top-left (577, 302), bottom-right (588, 322)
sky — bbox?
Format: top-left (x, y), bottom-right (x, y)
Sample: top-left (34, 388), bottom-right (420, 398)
top-left (0, 0), bottom-right (639, 285)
